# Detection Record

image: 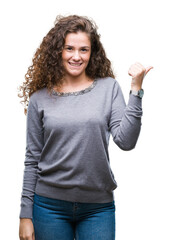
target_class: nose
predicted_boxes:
[72,50,81,61]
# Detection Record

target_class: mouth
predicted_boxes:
[68,62,83,67]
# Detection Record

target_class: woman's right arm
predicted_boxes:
[19,94,44,239]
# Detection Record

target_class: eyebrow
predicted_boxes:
[64,45,90,49]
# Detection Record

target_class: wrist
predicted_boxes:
[131,85,142,91]
[130,88,144,99]
[20,218,32,222]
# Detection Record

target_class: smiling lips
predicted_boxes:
[69,62,83,67]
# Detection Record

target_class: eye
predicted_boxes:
[65,47,73,51]
[81,48,88,52]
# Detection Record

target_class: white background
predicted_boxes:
[1,0,172,239]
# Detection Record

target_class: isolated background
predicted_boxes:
[1,0,171,239]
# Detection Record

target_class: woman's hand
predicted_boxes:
[19,218,35,240]
[128,62,153,91]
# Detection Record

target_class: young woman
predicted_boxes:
[18,15,153,240]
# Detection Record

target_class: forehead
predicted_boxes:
[64,32,91,46]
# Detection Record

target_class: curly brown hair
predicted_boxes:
[17,14,116,115]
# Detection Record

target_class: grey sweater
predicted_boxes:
[19,77,143,219]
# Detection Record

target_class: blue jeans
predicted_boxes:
[32,193,116,240]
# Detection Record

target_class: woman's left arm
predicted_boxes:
[109,62,153,150]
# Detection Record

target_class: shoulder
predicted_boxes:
[98,76,118,84]
[97,77,120,90]
[29,88,47,107]
[97,77,124,101]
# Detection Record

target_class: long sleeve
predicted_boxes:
[108,81,143,150]
[18,78,143,208]
[19,95,44,219]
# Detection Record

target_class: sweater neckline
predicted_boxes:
[51,79,98,97]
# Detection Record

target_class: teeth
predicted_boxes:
[69,63,82,66]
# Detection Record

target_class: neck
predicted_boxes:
[62,72,92,86]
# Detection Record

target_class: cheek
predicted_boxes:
[84,53,91,63]
[87,56,91,64]
[62,52,69,61]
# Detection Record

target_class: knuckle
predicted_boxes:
[141,68,146,73]
[19,234,31,239]
[26,234,31,238]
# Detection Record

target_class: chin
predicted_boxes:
[68,72,84,78]
[65,69,86,77]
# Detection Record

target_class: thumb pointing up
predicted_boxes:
[128,62,153,91]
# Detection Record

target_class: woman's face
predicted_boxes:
[62,31,91,78]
